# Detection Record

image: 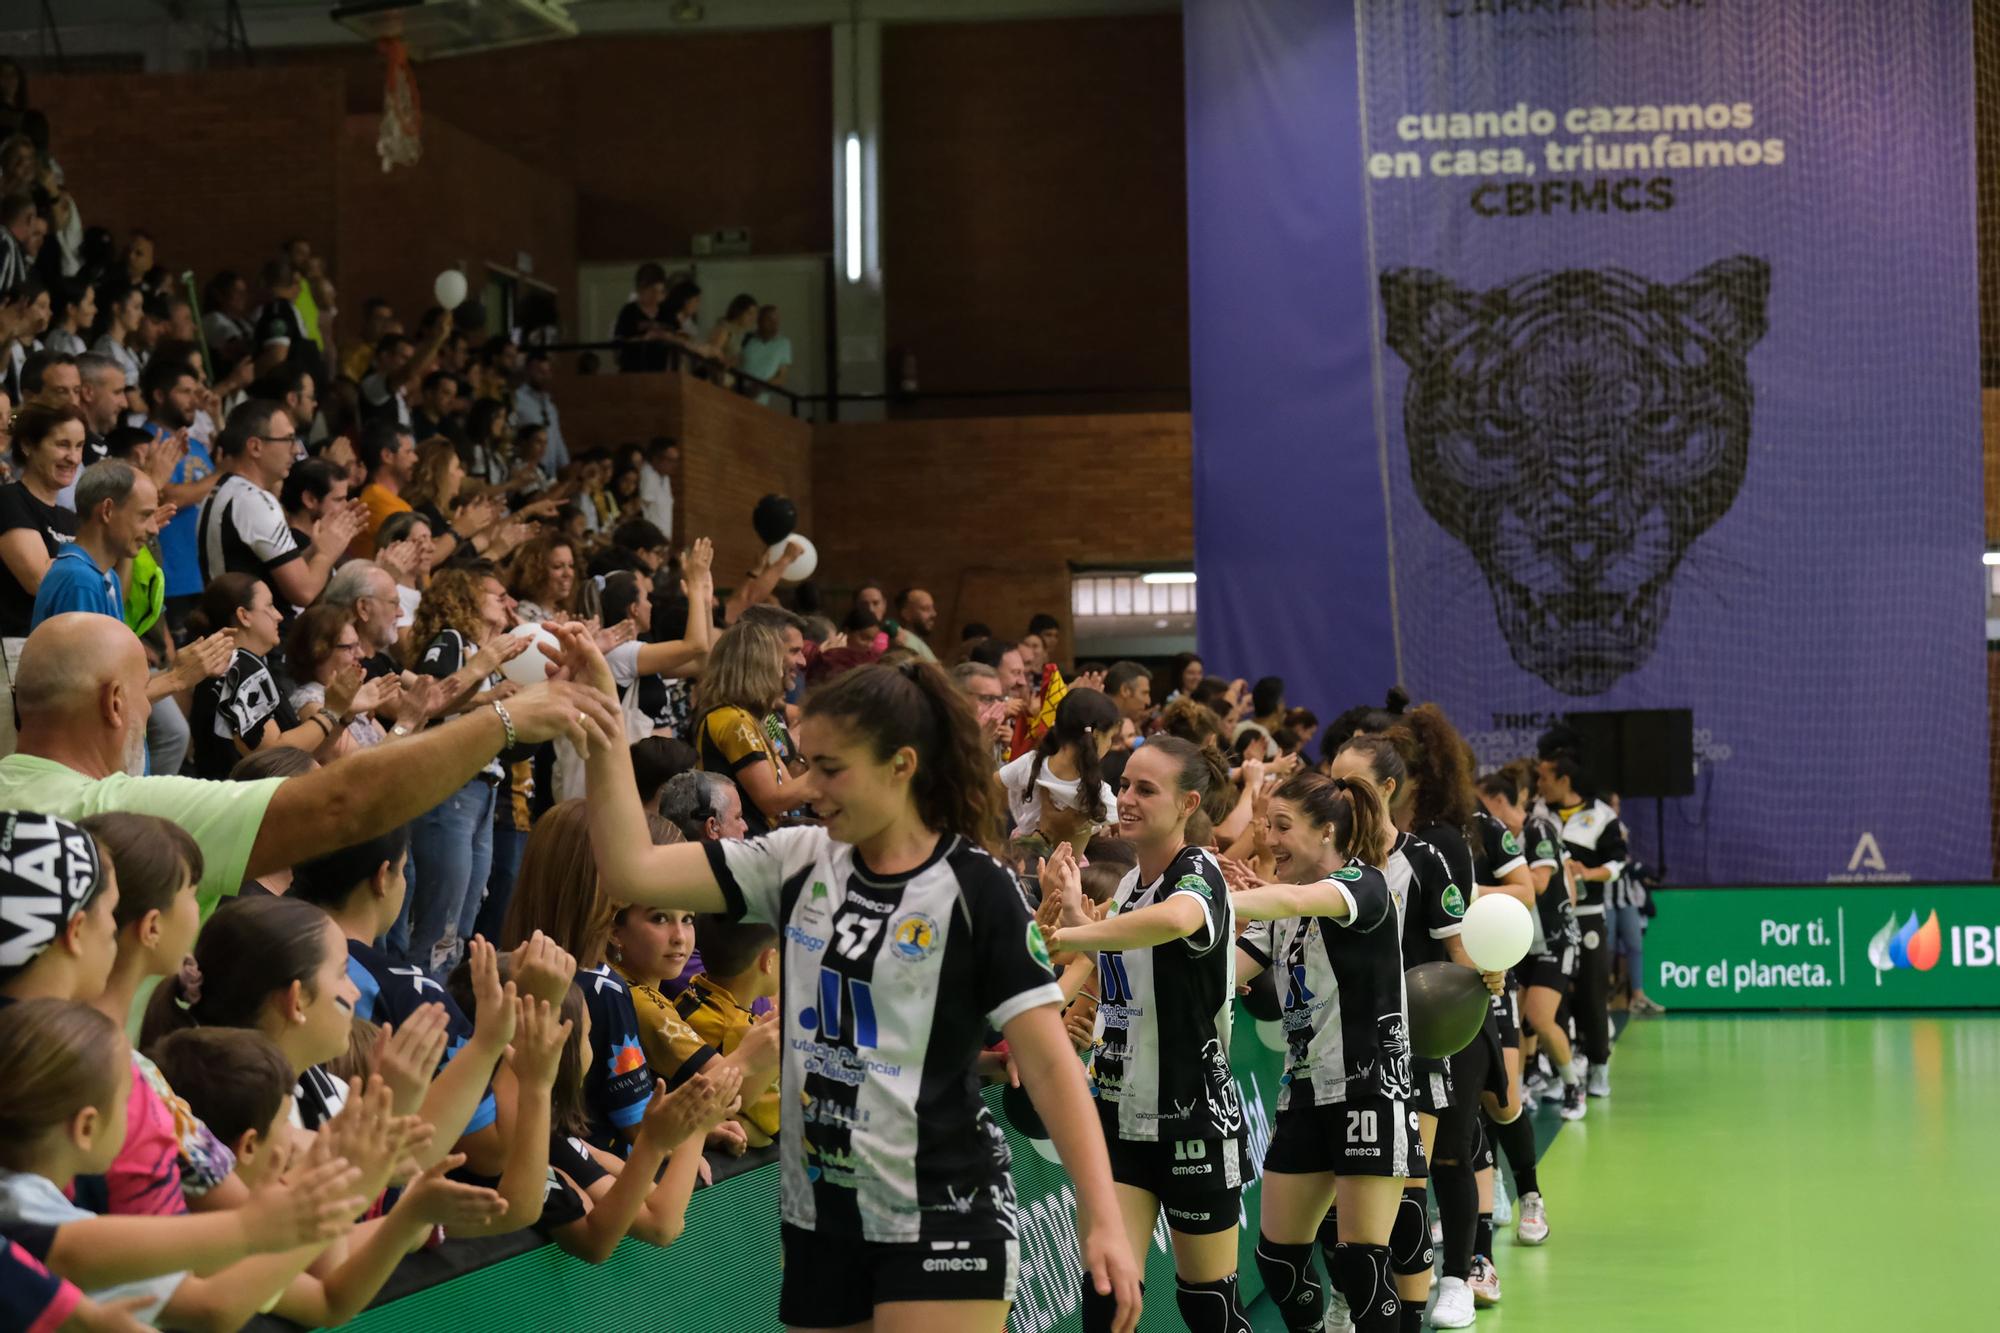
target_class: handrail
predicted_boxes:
[531,339,1190,420]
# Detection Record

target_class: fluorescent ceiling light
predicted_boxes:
[1984,552,2000,566]
[844,134,862,283]
[1141,571,1197,585]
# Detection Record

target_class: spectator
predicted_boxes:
[248,363,317,451]
[638,436,677,541]
[610,517,671,578]
[184,573,343,778]
[250,257,323,385]
[397,566,523,974]
[30,458,154,628]
[506,533,578,624]
[692,618,793,836]
[1162,650,1204,704]
[461,396,512,487]
[614,263,676,374]
[0,190,30,292]
[321,558,405,681]
[1250,674,1286,733]
[41,275,93,357]
[997,686,1119,840]
[73,350,124,461]
[658,767,749,845]
[0,398,84,741]
[709,293,759,367]
[512,350,569,475]
[200,269,254,372]
[1102,660,1153,723]
[632,736,699,809]
[278,455,346,554]
[359,332,415,428]
[852,578,887,623]
[892,586,939,661]
[280,237,335,350]
[1027,611,1063,667]
[352,420,417,558]
[405,436,510,566]
[375,510,434,627]
[341,295,397,384]
[953,659,1013,758]
[20,350,76,408]
[409,369,460,444]
[738,304,792,406]
[139,356,218,617]
[89,282,145,386]
[1284,706,1320,752]
[674,914,781,1145]
[197,399,360,608]
[282,603,406,753]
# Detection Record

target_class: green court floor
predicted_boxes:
[1254,1013,1999,1331]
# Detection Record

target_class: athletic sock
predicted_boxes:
[1253,1236,1324,1331]
[1173,1274,1253,1333]
[1490,1107,1541,1197]
[1475,1212,1495,1260]
[1432,1156,1477,1280]
[1399,1302,1424,1333]
[1329,1242,1400,1333]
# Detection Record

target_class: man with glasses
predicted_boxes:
[322,558,407,683]
[195,398,363,610]
[952,660,1013,762]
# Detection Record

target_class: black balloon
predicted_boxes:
[1404,961,1490,1059]
[999,1082,1047,1140]
[752,494,798,547]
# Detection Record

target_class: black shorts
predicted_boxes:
[1523,948,1575,993]
[1264,1095,1426,1179]
[1449,1013,1510,1103]
[779,1222,1018,1325]
[1102,1113,1244,1235]
[1411,1055,1457,1115]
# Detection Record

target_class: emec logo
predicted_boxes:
[1867,909,1940,980]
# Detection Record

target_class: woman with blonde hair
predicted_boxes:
[403,438,523,566]
[691,618,791,836]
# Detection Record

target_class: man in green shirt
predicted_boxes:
[0,613,620,918]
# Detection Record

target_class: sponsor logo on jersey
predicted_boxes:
[1331,866,1363,882]
[784,924,826,953]
[793,1036,903,1086]
[922,1255,990,1272]
[1501,830,1522,856]
[1175,872,1214,900]
[1441,883,1466,916]
[1535,838,1556,861]
[606,1039,645,1077]
[799,1093,870,1129]
[1868,909,1941,976]
[1026,922,1053,971]
[802,1135,864,1186]
[889,912,939,962]
[847,891,899,914]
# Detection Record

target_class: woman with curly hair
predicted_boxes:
[506,533,578,625]
[390,565,529,976]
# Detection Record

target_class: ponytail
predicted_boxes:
[804,660,1005,853]
[1144,734,1234,827]
[1387,703,1479,844]
[141,896,333,1050]
[1027,688,1121,824]
[1274,771,1394,868]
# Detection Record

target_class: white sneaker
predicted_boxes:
[1516,1191,1549,1245]
[1431,1276,1477,1328]
[1560,1080,1587,1121]
[1322,1288,1354,1333]
[1468,1254,1501,1307]
[1492,1175,1512,1226]
[1568,1055,1589,1083]
[1587,1063,1611,1098]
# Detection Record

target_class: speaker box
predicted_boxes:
[1558,709,1694,800]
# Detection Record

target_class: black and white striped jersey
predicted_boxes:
[1472,810,1526,886]
[1238,863,1411,1110]
[1091,844,1241,1144]
[704,827,1062,1244]
[1524,807,1580,955]
[1553,800,1626,918]
[1383,830,1465,968]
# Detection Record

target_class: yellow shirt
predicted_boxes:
[354,483,411,559]
[617,966,721,1088]
[674,973,779,1145]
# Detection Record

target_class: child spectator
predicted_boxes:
[674,915,781,1146]
[286,826,512,1176]
[0,997,372,1328]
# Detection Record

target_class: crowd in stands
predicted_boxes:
[0,61,1657,1332]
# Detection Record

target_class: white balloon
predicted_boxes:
[766,534,817,583]
[433,269,468,309]
[1460,892,1534,972]
[500,623,557,686]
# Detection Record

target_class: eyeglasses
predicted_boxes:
[262,434,302,449]
[337,640,365,656]
[971,691,1006,706]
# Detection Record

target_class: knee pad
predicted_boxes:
[1079,1277,1135,1333]
[1389,1185,1434,1276]
[1173,1274,1252,1333]
[1329,1241,1402,1333]
[1253,1236,1323,1332]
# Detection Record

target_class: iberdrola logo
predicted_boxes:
[1867,909,1941,983]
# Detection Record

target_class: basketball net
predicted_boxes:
[376,38,422,172]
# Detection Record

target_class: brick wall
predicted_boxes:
[32,69,345,288]
[810,413,1193,662]
[881,16,1189,398]
[336,114,579,329]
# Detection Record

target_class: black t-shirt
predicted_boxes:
[254,299,326,386]
[188,648,299,779]
[361,650,399,681]
[0,483,78,636]
[614,302,673,373]
[419,628,504,782]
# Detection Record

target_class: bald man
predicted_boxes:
[0,613,621,917]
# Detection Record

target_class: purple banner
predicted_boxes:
[1189,0,1987,884]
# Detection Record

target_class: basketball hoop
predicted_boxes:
[376,37,423,172]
